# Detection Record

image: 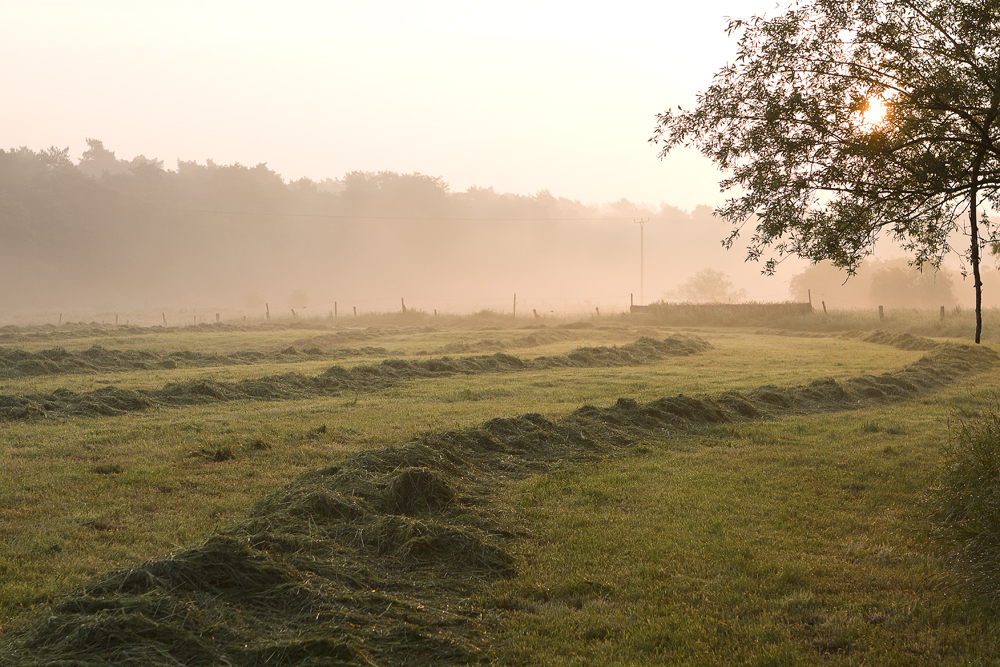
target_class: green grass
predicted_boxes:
[926,398,1000,606]
[0,328,919,619]
[0,315,997,663]
[486,383,1000,665]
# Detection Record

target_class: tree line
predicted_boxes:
[0,141,694,315]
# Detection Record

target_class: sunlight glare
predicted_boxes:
[858,95,888,131]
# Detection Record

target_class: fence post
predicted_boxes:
[265,303,270,320]
[401,298,406,313]
[822,301,827,316]
[879,305,884,321]
[513,293,516,319]
[334,302,337,318]
[940,305,945,321]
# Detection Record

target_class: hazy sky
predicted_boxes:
[3,0,782,211]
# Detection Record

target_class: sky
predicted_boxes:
[1,0,784,212]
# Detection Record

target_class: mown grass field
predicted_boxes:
[0,310,998,665]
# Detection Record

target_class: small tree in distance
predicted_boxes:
[652,0,1000,343]
[789,258,960,309]
[668,269,748,303]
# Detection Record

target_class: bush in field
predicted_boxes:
[668,269,747,304]
[928,404,1000,604]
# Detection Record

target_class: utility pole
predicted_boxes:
[635,219,649,305]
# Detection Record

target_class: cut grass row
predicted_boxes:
[0,332,920,621]
[0,336,711,422]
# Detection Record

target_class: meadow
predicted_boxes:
[0,308,998,665]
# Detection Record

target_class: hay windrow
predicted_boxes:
[2,342,996,665]
[0,343,402,380]
[0,335,711,422]
[845,329,942,351]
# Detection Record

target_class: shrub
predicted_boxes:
[928,402,1000,604]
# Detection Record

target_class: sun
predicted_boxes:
[858,95,889,130]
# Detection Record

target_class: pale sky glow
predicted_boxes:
[2,0,783,211]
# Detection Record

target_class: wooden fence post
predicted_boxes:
[513,293,516,319]
[879,305,884,321]
[940,305,945,321]
[822,301,827,316]
[334,302,337,318]
[265,303,270,320]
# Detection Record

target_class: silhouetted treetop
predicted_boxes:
[652,0,1000,341]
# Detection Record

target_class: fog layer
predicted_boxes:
[1,142,801,319]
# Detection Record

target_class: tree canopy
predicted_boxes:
[652,0,1000,342]
[669,269,748,304]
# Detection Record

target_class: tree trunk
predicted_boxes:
[970,164,984,345]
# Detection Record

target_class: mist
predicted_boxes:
[0,142,805,324]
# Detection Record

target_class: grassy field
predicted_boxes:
[0,311,998,664]
[490,391,1000,664]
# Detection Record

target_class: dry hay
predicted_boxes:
[4,440,518,665]
[1,342,997,665]
[383,467,457,516]
[845,329,941,351]
[0,343,403,381]
[0,335,711,423]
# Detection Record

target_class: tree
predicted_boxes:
[869,259,959,308]
[669,268,748,303]
[651,0,1000,342]
[789,258,959,308]
[78,138,130,178]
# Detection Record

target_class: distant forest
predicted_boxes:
[1,140,743,318]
